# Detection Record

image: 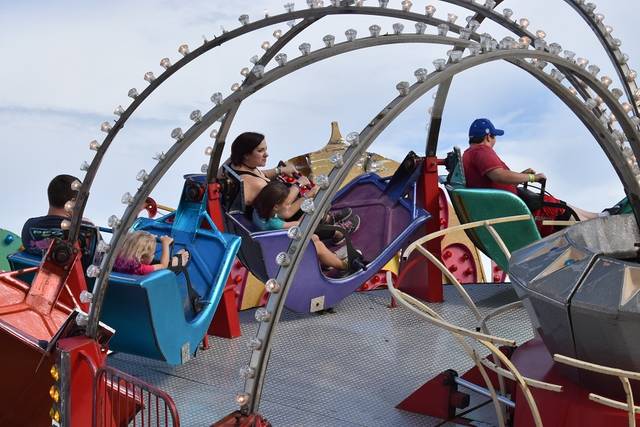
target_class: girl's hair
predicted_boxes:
[253,181,289,219]
[117,231,157,264]
[230,132,265,165]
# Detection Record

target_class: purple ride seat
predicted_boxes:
[224,178,428,313]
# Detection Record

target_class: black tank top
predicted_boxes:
[230,167,270,184]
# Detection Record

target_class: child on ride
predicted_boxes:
[252,181,353,271]
[113,231,188,275]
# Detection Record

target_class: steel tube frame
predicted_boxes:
[563,0,639,117]
[71,8,640,419]
[241,48,640,412]
[80,3,639,335]
[86,34,479,336]
[69,5,475,244]
[78,36,640,413]
[74,1,639,243]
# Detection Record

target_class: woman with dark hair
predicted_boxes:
[228,132,303,216]
[227,131,360,240]
[252,181,351,271]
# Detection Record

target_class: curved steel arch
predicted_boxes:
[239,48,640,412]
[75,0,640,366]
[425,0,639,155]
[563,0,639,116]
[83,18,640,348]
[85,32,479,337]
[66,1,640,416]
[72,2,638,241]
[51,1,639,421]
[68,5,476,243]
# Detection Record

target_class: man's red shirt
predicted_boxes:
[462,142,566,237]
[462,144,517,194]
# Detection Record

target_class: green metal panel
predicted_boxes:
[449,188,541,271]
[0,229,22,272]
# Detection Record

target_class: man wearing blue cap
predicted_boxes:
[463,118,597,236]
[463,118,546,192]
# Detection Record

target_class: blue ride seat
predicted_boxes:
[9,175,241,365]
[220,153,430,313]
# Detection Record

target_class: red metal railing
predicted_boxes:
[93,366,180,427]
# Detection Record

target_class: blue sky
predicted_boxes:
[1,0,639,234]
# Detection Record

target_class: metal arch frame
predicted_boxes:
[72,1,640,241]
[240,48,640,413]
[65,0,640,415]
[77,6,640,347]
[85,33,478,337]
[75,1,639,343]
[563,0,640,116]
[68,5,476,244]
[205,0,640,172]
[424,0,639,155]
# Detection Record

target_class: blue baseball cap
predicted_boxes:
[468,118,505,138]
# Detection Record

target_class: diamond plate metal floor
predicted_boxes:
[108,284,533,426]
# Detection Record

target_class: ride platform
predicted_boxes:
[108,284,532,426]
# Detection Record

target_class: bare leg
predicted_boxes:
[311,235,346,270]
[568,204,598,221]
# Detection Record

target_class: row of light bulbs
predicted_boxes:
[73,0,638,378]
[236,6,640,405]
[82,0,635,185]
[82,0,635,204]
[235,129,362,406]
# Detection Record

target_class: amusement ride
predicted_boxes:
[1,0,640,426]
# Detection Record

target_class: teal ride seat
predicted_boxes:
[443,147,541,271]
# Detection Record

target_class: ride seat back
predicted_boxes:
[442,146,466,188]
[218,164,269,281]
[219,164,246,215]
[383,151,423,201]
[8,224,101,288]
[447,187,541,271]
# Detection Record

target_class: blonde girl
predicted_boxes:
[113,231,176,275]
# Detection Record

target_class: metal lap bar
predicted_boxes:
[93,366,179,427]
[554,354,640,426]
[541,220,579,227]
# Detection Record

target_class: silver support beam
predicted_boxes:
[74,1,638,242]
[242,48,640,412]
[86,33,477,336]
